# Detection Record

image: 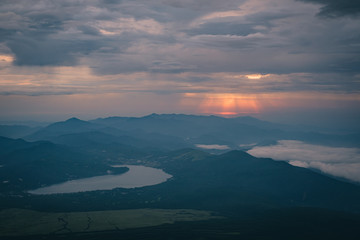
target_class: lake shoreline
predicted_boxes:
[28,165,172,195]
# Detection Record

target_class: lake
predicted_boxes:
[28,165,172,195]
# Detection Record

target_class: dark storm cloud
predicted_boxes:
[0,0,184,67]
[26,13,63,32]
[0,1,99,66]
[7,38,101,66]
[298,0,360,17]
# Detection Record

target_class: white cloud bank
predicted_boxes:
[247,140,360,182]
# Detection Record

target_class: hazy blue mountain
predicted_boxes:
[4,114,359,212]
[92,114,291,134]
[24,117,103,141]
[92,114,285,145]
[50,131,146,148]
[0,136,44,155]
[47,131,165,160]
[91,114,360,147]
[0,137,126,192]
[25,117,190,150]
[0,125,39,139]
[23,114,360,151]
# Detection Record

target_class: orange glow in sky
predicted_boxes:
[198,93,261,116]
[246,74,270,79]
[0,55,14,63]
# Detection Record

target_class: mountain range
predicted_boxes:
[1,114,357,151]
[1,114,360,239]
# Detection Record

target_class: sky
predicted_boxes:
[0,0,360,127]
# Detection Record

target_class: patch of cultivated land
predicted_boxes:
[0,208,222,236]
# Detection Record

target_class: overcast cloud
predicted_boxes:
[0,0,359,122]
[1,0,360,75]
[297,0,360,18]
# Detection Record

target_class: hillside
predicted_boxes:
[1,115,360,239]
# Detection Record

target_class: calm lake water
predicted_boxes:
[28,165,172,195]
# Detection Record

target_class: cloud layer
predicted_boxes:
[1,0,360,75]
[297,0,360,18]
[0,0,359,121]
[248,140,360,182]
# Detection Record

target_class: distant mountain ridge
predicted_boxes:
[4,114,353,151]
[0,125,39,139]
[91,114,360,148]
[25,117,102,141]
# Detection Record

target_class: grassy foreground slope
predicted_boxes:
[1,208,360,240]
[0,208,220,237]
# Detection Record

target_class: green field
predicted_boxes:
[0,208,221,237]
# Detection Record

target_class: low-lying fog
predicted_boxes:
[248,140,360,183]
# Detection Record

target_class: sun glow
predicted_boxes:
[246,74,269,79]
[198,93,261,116]
[213,112,239,116]
[0,55,14,63]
